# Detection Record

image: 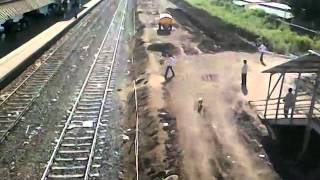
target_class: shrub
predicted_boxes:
[187,0,320,54]
[252,9,267,18]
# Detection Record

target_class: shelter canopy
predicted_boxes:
[0,0,54,23]
[263,53,320,74]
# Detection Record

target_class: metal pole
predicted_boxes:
[300,72,320,156]
[275,73,285,120]
[269,74,283,99]
[133,6,136,35]
[290,73,301,124]
[264,73,273,117]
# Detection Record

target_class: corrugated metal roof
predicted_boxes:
[260,2,291,10]
[243,0,264,3]
[263,53,320,74]
[0,0,54,23]
[248,4,293,19]
[233,1,249,6]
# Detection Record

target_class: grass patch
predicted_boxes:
[186,0,320,54]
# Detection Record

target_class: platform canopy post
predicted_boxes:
[300,72,320,156]
[275,73,285,120]
[264,74,273,117]
[264,74,283,118]
[290,73,301,124]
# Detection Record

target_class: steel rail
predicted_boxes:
[84,1,127,178]
[0,10,93,107]
[0,3,107,143]
[41,0,125,179]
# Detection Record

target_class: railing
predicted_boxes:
[250,95,320,120]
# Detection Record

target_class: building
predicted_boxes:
[233,0,294,19]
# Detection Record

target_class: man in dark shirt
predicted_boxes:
[283,88,295,118]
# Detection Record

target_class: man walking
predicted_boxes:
[258,42,267,66]
[283,88,295,118]
[165,54,175,80]
[241,60,248,86]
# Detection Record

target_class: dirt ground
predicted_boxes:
[123,0,306,179]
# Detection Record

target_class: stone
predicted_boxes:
[164,175,179,180]
[122,134,130,141]
[82,121,94,128]
[258,154,266,158]
[23,141,29,146]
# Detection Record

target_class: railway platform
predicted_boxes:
[0,0,102,88]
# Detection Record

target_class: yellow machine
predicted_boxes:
[158,13,173,31]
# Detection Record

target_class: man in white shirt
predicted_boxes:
[258,43,267,65]
[241,60,248,86]
[283,88,295,118]
[165,54,175,80]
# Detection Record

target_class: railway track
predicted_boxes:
[41,0,127,179]
[0,0,112,144]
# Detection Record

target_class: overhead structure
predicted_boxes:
[233,0,293,19]
[0,0,55,24]
[249,51,320,155]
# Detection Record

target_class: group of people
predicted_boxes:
[241,42,267,87]
[62,0,81,19]
[163,42,295,118]
[241,42,296,118]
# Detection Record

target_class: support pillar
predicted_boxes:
[264,74,282,118]
[275,73,285,120]
[264,74,273,117]
[300,72,320,157]
[290,73,301,124]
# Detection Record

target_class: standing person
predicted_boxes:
[241,60,248,86]
[74,1,79,19]
[62,1,68,19]
[67,0,71,11]
[283,88,295,118]
[258,42,267,66]
[165,54,175,80]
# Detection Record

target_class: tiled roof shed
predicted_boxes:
[0,0,55,23]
